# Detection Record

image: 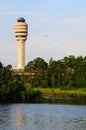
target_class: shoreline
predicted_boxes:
[33,88,86,98]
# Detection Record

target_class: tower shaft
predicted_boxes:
[17,40,25,69]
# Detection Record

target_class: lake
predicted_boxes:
[0,103,86,130]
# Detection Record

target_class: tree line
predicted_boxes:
[25,55,86,89]
[0,55,86,102]
[0,62,41,103]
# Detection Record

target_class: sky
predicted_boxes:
[0,0,86,68]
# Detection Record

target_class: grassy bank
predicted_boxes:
[33,88,86,98]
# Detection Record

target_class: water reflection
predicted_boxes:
[0,105,11,129]
[41,96,86,105]
[15,109,25,129]
[0,104,86,130]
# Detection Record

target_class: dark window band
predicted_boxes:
[15,31,27,33]
[16,35,26,38]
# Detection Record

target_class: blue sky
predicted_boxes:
[0,0,86,68]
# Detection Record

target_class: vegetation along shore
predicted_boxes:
[0,55,86,103]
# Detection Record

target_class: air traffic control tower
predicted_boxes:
[14,17,28,70]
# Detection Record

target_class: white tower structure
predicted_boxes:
[14,17,28,70]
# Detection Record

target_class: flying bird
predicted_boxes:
[43,35,48,38]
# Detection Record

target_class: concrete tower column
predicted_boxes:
[14,17,28,70]
[17,40,25,69]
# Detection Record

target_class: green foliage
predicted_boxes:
[0,55,86,103]
[33,88,86,97]
[24,56,86,89]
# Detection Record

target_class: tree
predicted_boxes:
[0,62,3,69]
[24,61,34,72]
[6,64,12,70]
[48,58,58,87]
[25,57,48,88]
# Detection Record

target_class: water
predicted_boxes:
[0,104,86,130]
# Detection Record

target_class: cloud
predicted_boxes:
[25,33,86,63]
[61,18,86,25]
[2,11,36,16]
